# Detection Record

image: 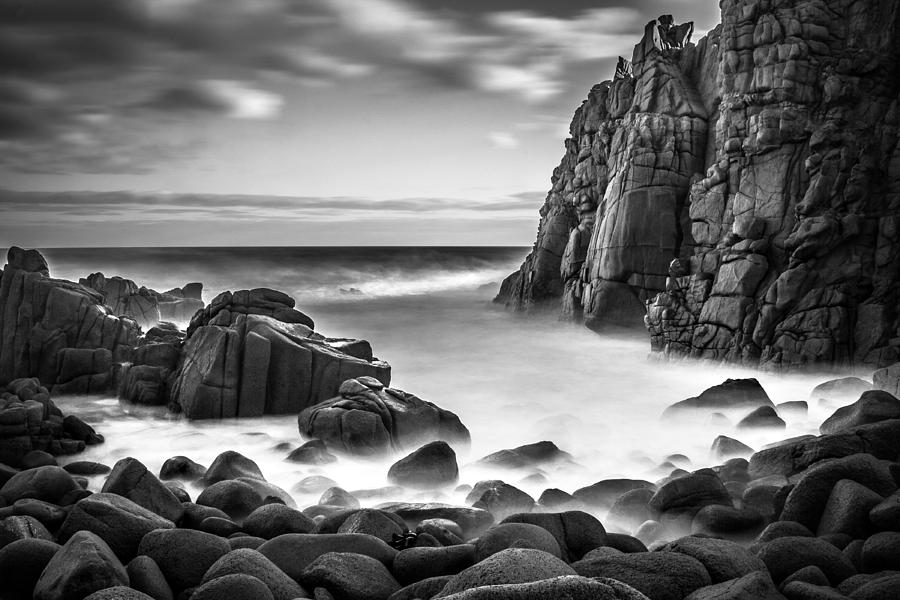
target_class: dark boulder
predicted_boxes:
[57,492,175,561]
[376,503,494,539]
[337,508,406,543]
[300,551,400,600]
[711,436,755,460]
[159,456,207,481]
[435,548,576,597]
[811,378,872,402]
[388,441,458,488]
[204,450,265,484]
[682,570,784,600]
[33,531,128,600]
[820,391,900,434]
[500,511,608,562]
[860,532,900,573]
[436,575,649,600]
[737,406,785,429]
[127,555,174,600]
[0,465,81,505]
[572,548,712,600]
[196,479,265,520]
[242,503,316,539]
[0,514,53,548]
[869,490,900,531]
[466,481,535,520]
[392,544,476,585]
[83,587,156,600]
[572,479,655,509]
[817,479,882,538]
[285,439,336,465]
[201,548,308,600]
[192,573,274,600]
[755,536,856,585]
[258,533,397,582]
[649,470,732,515]
[476,441,574,470]
[0,538,60,600]
[299,377,468,456]
[692,505,765,538]
[474,523,561,561]
[663,379,773,417]
[661,535,766,583]
[137,528,231,591]
[101,457,184,523]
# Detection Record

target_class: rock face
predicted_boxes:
[0,247,140,393]
[502,2,900,370]
[80,273,204,330]
[497,15,711,330]
[169,289,390,419]
[298,377,470,455]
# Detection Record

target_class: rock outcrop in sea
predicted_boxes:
[500,2,900,370]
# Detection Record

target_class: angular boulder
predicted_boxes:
[299,377,469,455]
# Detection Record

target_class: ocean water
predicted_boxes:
[41,247,862,529]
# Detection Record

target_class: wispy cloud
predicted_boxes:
[488,131,520,150]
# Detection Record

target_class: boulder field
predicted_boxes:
[498,1,900,372]
[2,376,900,599]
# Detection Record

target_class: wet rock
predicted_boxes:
[779,454,897,531]
[204,450,265,484]
[649,470,732,516]
[294,475,338,495]
[389,576,452,600]
[466,481,535,520]
[848,573,900,599]
[436,548,576,597]
[300,551,400,600]
[682,570,784,600]
[812,378,872,402]
[393,544,476,585]
[377,503,494,539]
[197,479,265,520]
[869,490,900,530]
[319,486,360,509]
[572,547,712,600]
[202,548,307,600]
[500,511,608,562]
[661,535,766,583]
[0,538,59,600]
[692,505,765,538]
[664,380,774,417]
[574,479,657,510]
[0,514,53,547]
[286,439,337,465]
[193,573,274,600]
[57,492,175,562]
[102,457,185,523]
[171,288,389,419]
[820,391,900,434]
[258,533,397,582]
[476,441,574,470]
[299,378,468,455]
[159,456,207,481]
[337,509,405,543]
[235,476,295,507]
[860,532,900,573]
[711,436,755,460]
[388,441,458,488]
[756,537,856,585]
[63,461,111,476]
[817,479,882,538]
[127,555,173,600]
[137,528,231,591]
[737,406,786,429]
[33,531,128,600]
[243,503,316,539]
[83,587,156,600]
[537,488,582,511]
[474,522,561,561]
[0,465,81,505]
[437,575,649,600]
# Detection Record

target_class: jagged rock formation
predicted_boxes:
[502,1,900,369]
[0,247,140,393]
[498,15,713,329]
[0,377,104,466]
[80,273,204,330]
[168,289,391,419]
[298,376,470,455]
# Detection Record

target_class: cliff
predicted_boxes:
[500,1,900,369]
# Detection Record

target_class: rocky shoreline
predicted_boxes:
[3,373,900,599]
[2,242,900,598]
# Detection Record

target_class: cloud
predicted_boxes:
[488,131,520,150]
[0,0,665,175]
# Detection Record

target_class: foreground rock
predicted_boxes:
[0,247,139,394]
[299,377,470,455]
[169,288,391,419]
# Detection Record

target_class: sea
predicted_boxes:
[40,246,858,528]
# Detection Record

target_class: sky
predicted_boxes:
[0,0,719,246]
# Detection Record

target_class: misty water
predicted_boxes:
[42,247,860,531]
